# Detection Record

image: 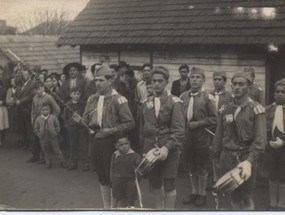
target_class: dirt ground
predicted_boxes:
[0,132,270,211]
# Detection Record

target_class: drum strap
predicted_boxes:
[135,171,143,208]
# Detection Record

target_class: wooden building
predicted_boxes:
[57,0,285,104]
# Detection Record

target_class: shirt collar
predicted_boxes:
[233,97,251,108]
[41,114,50,120]
[114,148,135,158]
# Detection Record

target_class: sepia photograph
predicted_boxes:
[0,0,284,212]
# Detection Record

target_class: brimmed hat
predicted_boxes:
[63,62,82,77]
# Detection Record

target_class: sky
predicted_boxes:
[0,0,89,29]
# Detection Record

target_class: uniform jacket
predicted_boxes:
[34,114,60,138]
[64,99,86,128]
[139,90,185,153]
[83,88,135,136]
[60,77,86,102]
[31,92,60,124]
[210,88,233,111]
[171,78,191,97]
[212,98,266,164]
[15,79,35,114]
[249,83,264,106]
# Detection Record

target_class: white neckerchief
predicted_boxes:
[154,97,160,118]
[234,106,241,120]
[97,89,118,128]
[42,114,50,120]
[187,91,200,122]
[214,91,222,111]
[272,104,284,136]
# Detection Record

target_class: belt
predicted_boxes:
[224,147,249,162]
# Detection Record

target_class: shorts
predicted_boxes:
[112,178,137,202]
[266,146,285,183]
[219,150,257,192]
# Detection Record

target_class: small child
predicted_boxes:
[110,137,141,208]
[34,103,67,169]
[63,87,89,171]
[146,79,153,97]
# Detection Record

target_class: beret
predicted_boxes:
[96,65,113,77]
[274,78,285,89]
[190,67,205,78]
[213,71,227,79]
[151,66,169,79]
[231,72,252,83]
[243,67,255,73]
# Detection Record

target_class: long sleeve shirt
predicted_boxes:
[212,98,266,164]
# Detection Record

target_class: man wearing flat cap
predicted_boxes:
[139,66,185,209]
[210,71,233,111]
[80,65,135,209]
[181,67,217,207]
[171,64,191,97]
[265,78,285,209]
[212,72,266,210]
[243,67,265,106]
[60,62,86,102]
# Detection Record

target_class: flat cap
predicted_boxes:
[151,66,169,79]
[96,65,113,77]
[213,71,227,79]
[190,67,205,78]
[231,72,252,83]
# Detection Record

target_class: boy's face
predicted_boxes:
[41,106,50,116]
[71,91,81,101]
[116,138,130,154]
[213,76,226,91]
[35,86,44,96]
[179,68,189,80]
[275,85,285,105]
[146,84,153,95]
[190,73,205,91]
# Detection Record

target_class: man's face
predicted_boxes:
[152,73,168,95]
[35,87,44,96]
[118,66,127,77]
[213,76,226,91]
[95,75,112,94]
[116,138,130,154]
[22,71,30,82]
[111,69,116,78]
[274,85,285,105]
[41,106,50,116]
[10,78,16,87]
[179,68,189,80]
[190,73,205,91]
[70,91,81,102]
[69,67,78,79]
[52,78,58,87]
[142,66,152,80]
[60,74,66,82]
[231,77,249,98]
[45,78,53,89]
[39,74,45,83]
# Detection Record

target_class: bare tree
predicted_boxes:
[18,7,70,35]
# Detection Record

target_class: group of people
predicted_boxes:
[0,60,284,210]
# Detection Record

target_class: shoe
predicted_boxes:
[60,161,68,168]
[26,157,39,163]
[183,194,198,205]
[67,162,77,170]
[194,195,207,207]
[83,163,90,171]
[46,163,52,169]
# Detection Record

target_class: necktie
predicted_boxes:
[234,106,241,120]
[214,92,221,111]
[97,95,104,128]
[272,105,284,136]
[187,92,199,121]
[154,97,161,118]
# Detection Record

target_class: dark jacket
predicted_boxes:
[15,79,35,114]
[171,78,191,97]
[60,77,86,102]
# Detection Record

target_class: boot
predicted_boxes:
[152,187,165,209]
[164,189,176,209]
[277,183,285,209]
[195,173,207,206]
[269,180,278,208]
[100,185,111,209]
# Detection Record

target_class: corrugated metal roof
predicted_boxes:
[0,35,79,73]
[57,0,285,46]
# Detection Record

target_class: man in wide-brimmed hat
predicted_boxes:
[60,62,86,102]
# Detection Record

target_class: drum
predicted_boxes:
[213,167,245,196]
[135,146,160,176]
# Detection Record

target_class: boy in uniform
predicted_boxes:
[265,79,285,209]
[181,67,217,206]
[212,72,266,210]
[78,65,135,209]
[139,66,185,209]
